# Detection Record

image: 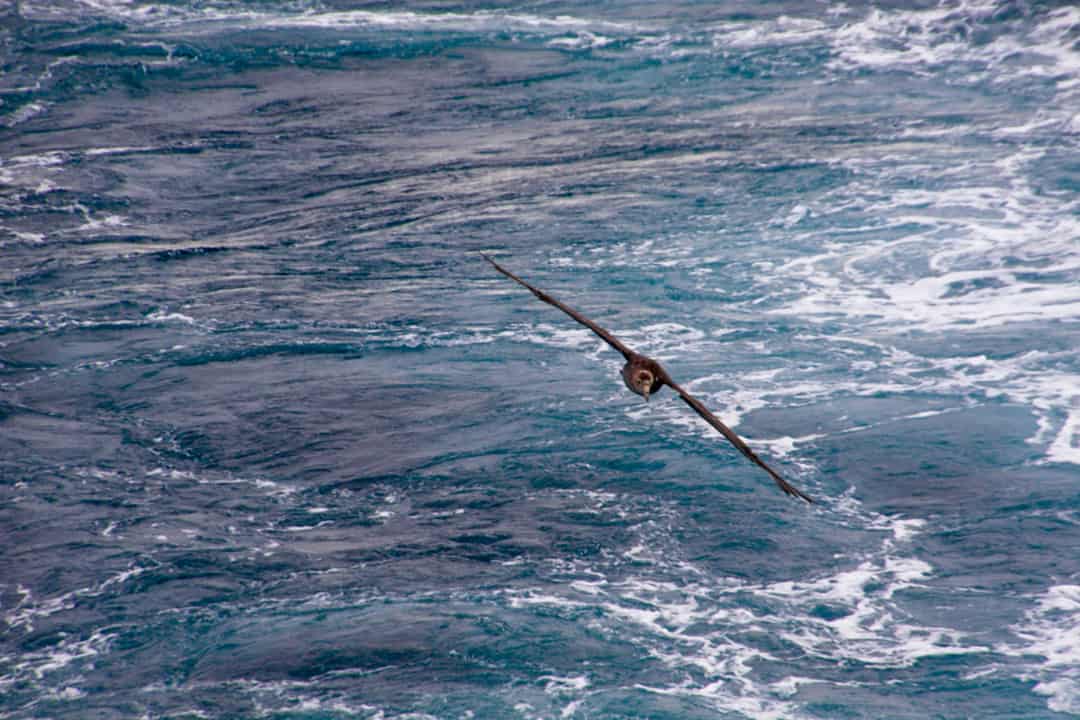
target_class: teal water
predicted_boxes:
[2,1,1079,718]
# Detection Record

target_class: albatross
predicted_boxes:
[482,253,813,503]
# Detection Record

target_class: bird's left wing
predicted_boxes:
[482,253,636,361]
[659,369,813,503]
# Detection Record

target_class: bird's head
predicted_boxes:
[633,369,655,402]
[621,360,660,403]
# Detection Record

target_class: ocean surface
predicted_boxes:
[2,1,1079,718]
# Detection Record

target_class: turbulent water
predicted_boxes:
[2,1,1079,718]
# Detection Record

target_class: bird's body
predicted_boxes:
[621,355,664,401]
[482,253,813,503]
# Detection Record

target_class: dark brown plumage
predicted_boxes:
[482,253,813,503]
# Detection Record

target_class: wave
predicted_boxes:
[26,1,1076,82]
[828,3,1080,86]
[758,140,1080,464]
[503,489,985,717]
[22,1,641,39]
[999,584,1080,715]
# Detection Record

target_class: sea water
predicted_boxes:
[1,1,1078,718]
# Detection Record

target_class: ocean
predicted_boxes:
[1,1,1078,718]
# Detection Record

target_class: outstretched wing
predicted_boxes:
[482,253,636,361]
[658,368,813,503]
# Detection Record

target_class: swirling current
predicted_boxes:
[1,1,1079,718]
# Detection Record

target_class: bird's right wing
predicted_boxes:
[482,253,636,361]
[660,370,813,503]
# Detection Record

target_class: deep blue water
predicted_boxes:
[2,1,1079,718]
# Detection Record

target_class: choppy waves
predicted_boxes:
[505,492,960,718]
[3,1,1080,718]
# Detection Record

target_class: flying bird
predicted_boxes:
[482,253,813,503]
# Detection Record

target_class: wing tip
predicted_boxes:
[778,478,814,504]
[480,252,516,281]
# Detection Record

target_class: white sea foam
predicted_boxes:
[147,467,196,481]
[146,310,198,326]
[547,32,615,50]
[76,211,129,232]
[53,686,86,700]
[712,15,829,50]
[541,674,590,693]
[999,584,1080,715]
[826,3,1080,145]
[0,564,146,692]
[83,145,158,157]
[770,172,1080,332]
[757,138,1080,464]
[52,1,642,41]
[505,492,977,715]
[5,150,68,168]
[189,679,400,719]
[10,230,46,243]
[830,2,1079,83]
[11,628,114,683]
[6,101,48,127]
[252,9,636,36]
[0,151,67,199]
[1046,404,1080,465]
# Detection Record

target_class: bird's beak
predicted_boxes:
[643,389,650,403]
